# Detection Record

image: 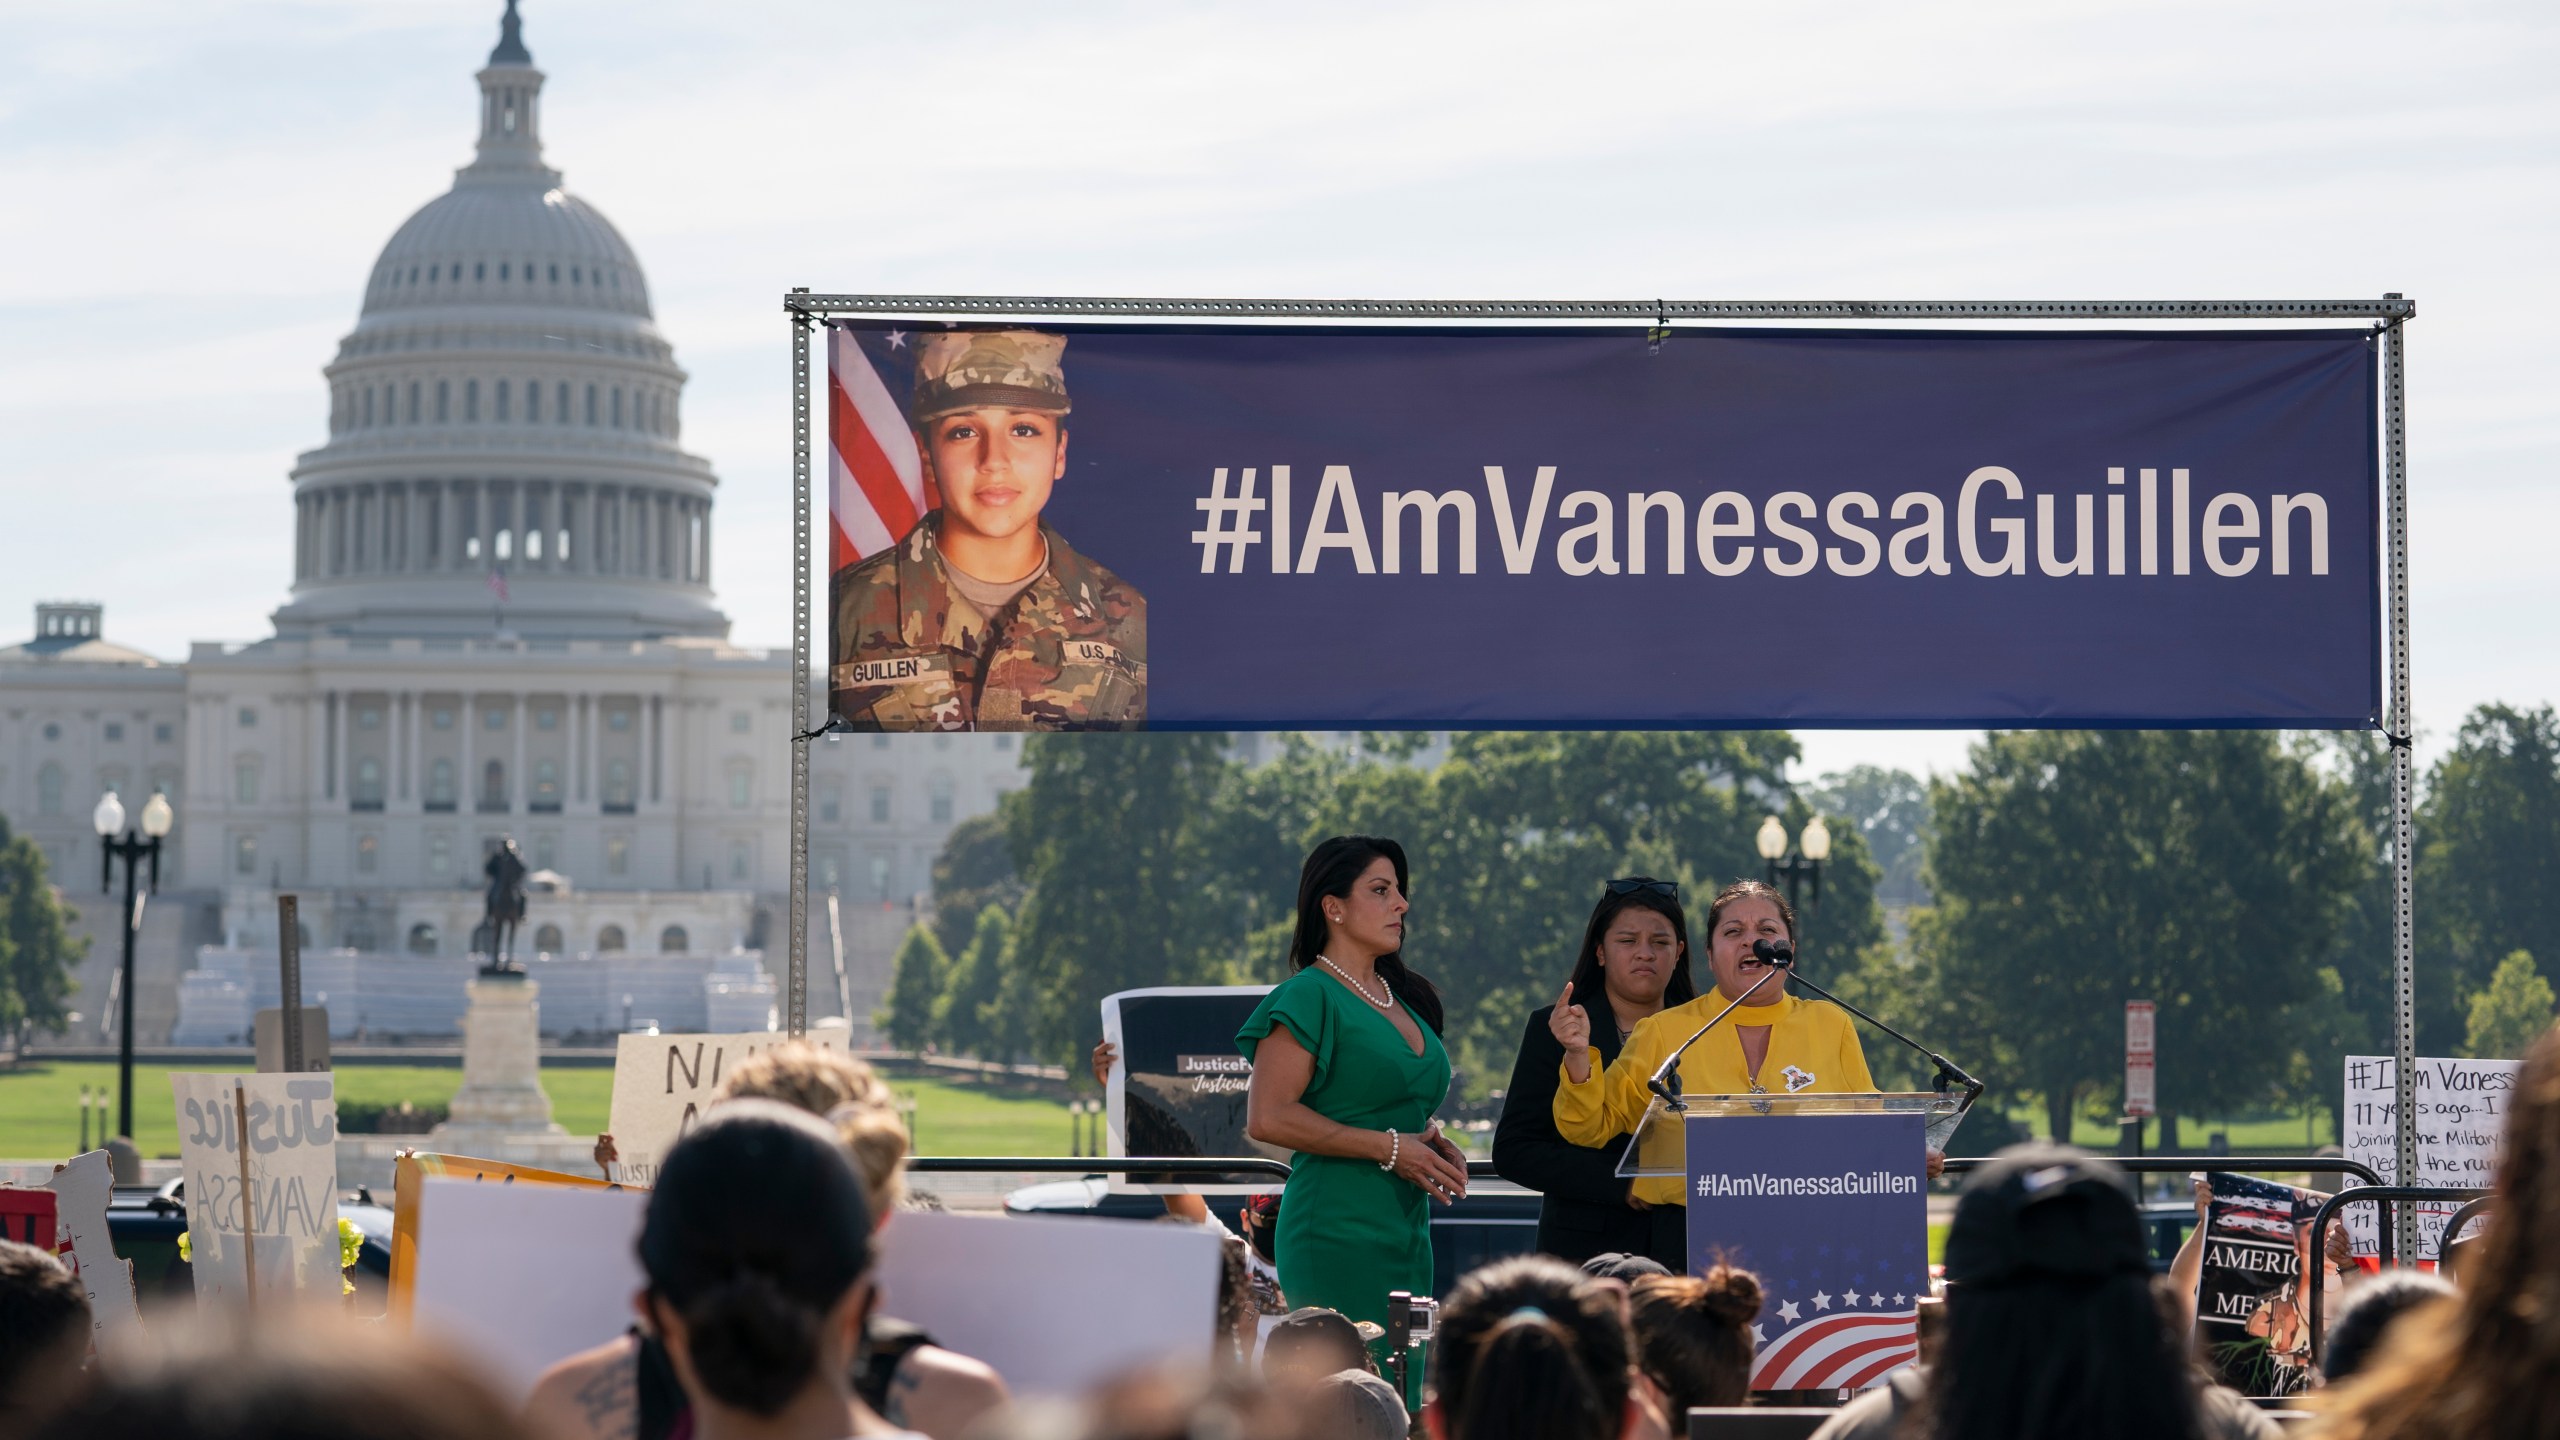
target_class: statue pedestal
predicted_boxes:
[430,973,564,1154]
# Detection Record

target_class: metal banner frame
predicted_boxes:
[783,293,2417,1242]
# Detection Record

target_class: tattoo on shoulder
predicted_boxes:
[885,1360,922,1425]
[574,1350,640,1440]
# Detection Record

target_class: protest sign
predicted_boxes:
[872,1209,1221,1396]
[1102,986,1281,1192]
[605,1029,847,1185]
[0,1186,57,1248]
[46,1151,141,1340]
[2342,1054,2514,1259]
[387,1151,624,1317]
[2196,1171,2323,1397]
[407,1176,648,1403]
[169,1072,341,1302]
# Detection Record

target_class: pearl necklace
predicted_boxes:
[1318,955,1395,1009]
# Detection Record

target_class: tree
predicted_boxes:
[0,816,84,1048]
[1807,765,1932,909]
[1912,731,2366,1143]
[2420,705,2560,1050]
[935,903,1012,1059]
[878,924,948,1053]
[930,810,1024,961]
[2464,950,2554,1060]
[1006,734,1235,1063]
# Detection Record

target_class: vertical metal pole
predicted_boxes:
[2383,310,2418,1263]
[116,841,139,1140]
[278,895,304,1072]
[787,297,814,1038]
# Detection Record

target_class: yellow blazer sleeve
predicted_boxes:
[1835,1008,1877,1092]
[1554,1027,1662,1146]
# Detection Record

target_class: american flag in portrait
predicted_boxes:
[1684,1110,1931,1392]
[826,324,936,570]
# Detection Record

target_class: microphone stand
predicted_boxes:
[1780,966,1986,1108]
[1645,962,1789,1114]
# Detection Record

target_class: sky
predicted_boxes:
[3,0,2554,784]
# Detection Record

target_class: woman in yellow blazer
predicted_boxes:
[1551,878,1884,1270]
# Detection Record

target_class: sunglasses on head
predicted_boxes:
[1604,877,1680,900]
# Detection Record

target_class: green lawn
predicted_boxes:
[0,1062,1072,1162]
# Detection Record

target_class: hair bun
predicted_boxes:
[684,1272,823,1414]
[1699,1264,1764,1324]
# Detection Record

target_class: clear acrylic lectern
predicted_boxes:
[1616,1090,1976,1179]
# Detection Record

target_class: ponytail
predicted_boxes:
[1629,1266,1765,1414]
[1455,1313,1612,1440]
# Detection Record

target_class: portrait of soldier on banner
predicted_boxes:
[827,327,1148,731]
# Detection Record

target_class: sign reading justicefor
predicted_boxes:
[170,1072,342,1302]
[1101,986,1282,1192]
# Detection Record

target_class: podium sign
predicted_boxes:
[1684,1108,1928,1391]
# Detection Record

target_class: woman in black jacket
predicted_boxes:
[1493,877,1697,1267]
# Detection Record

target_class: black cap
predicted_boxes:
[1581,1252,1672,1282]
[1269,1306,1384,1349]
[1941,1143,2149,1288]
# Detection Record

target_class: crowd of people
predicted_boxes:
[6,832,2560,1437]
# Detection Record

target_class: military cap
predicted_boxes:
[912,330,1072,421]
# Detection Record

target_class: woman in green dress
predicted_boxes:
[1238,835,1470,1335]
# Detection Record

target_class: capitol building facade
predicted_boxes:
[0,8,1022,1045]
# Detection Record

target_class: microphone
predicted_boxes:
[1751,939,1796,967]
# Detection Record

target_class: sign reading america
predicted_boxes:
[1685,1110,1930,1391]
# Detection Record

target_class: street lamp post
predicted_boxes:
[1756,813,1832,934]
[94,789,173,1142]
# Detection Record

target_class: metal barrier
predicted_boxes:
[2444,1194,2495,1249]
[903,1156,1294,1183]
[2307,1184,2489,1362]
[1940,1154,2385,1186]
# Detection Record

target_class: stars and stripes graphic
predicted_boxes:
[1751,1291,1920,1391]
[827,325,936,569]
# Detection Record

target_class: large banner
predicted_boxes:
[1684,1110,1927,1391]
[826,323,2378,732]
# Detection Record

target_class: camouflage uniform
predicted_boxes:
[830,511,1147,731]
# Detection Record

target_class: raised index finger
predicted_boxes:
[1557,980,1576,1011]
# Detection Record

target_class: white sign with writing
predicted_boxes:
[2341,1054,2515,1259]
[169,1072,342,1302]
[0,1150,142,1342]
[606,1030,848,1186]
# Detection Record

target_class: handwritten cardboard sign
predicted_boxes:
[605,1030,848,1186]
[169,1072,342,1302]
[2341,1054,2515,1260]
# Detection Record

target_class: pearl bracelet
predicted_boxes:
[1380,1128,1400,1173]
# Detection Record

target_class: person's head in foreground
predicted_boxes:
[717,1041,911,1216]
[1928,1143,2201,1440]
[1627,1264,1762,1415]
[1427,1254,1642,1440]
[2315,1022,2560,1440]
[1260,1307,1376,1393]
[1306,1370,1408,1440]
[2320,1271,2457,1386]
[638,1100,886,1436]
[30,1317,534,1440]
[0,1239,91,1428]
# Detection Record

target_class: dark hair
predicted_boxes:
[1288,835,1442,1034]
[1628,1265,1762,1414]
[1562,883,1698,1031]
[1432,1256,1629,1440]
[31,1317,536,1440]
[0,1239,90,1410]
[1702,878,1797,944]
[638,1102,877,1417]
[2321,1271,2455,1383]
[1924,1147,2200,1440]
